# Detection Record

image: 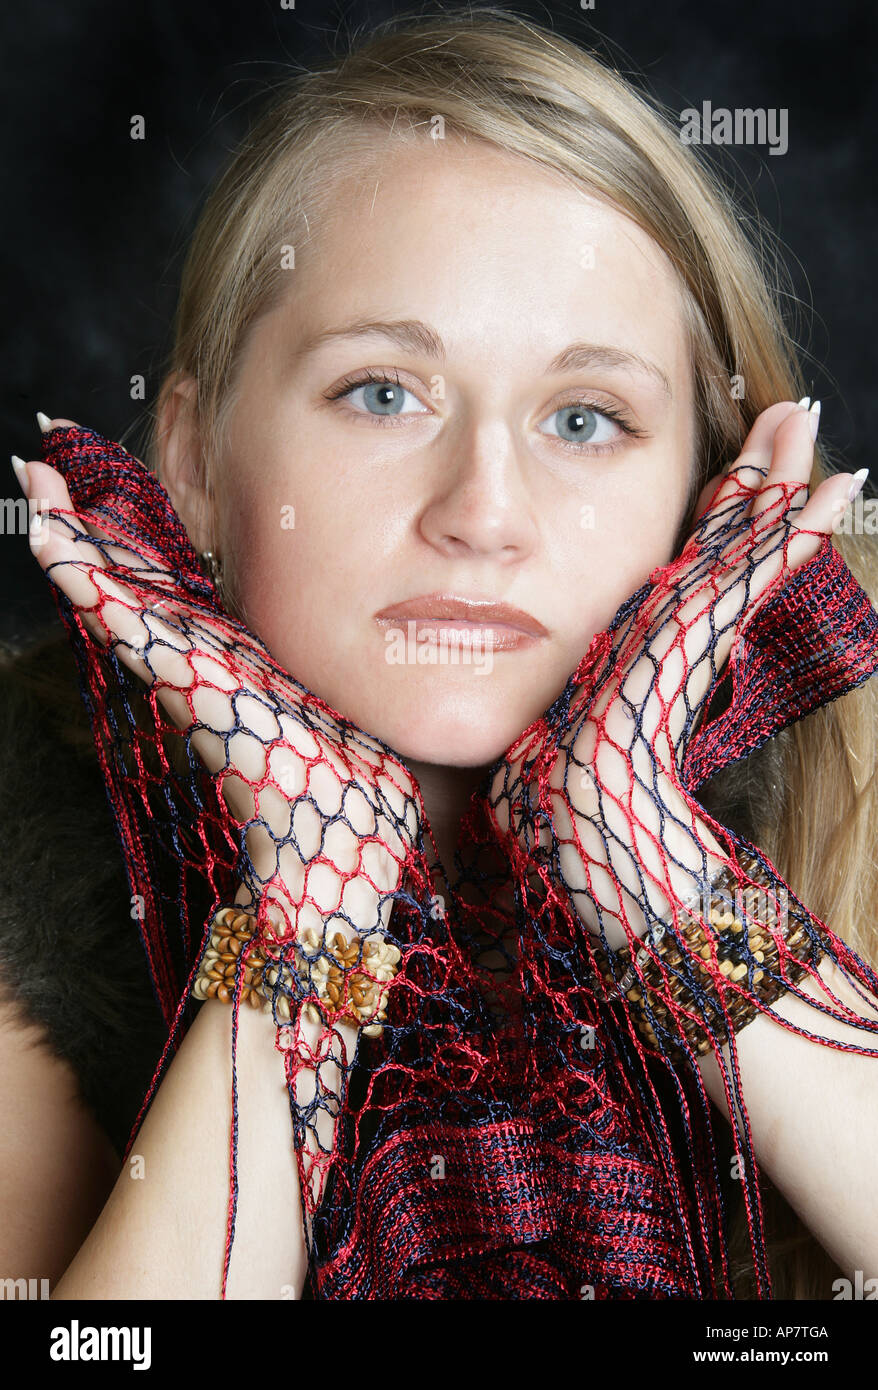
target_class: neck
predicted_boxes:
[404,757,493,873]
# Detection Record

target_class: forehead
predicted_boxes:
[271,135,689,383]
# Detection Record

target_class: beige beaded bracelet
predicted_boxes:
[587,845,830,1058]
[192,905,401,1038]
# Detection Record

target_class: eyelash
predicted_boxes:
[323,368,649,454]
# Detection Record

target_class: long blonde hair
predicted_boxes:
[120,6,878,1295]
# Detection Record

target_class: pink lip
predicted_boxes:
[374,592,548,649]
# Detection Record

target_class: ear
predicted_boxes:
[154,371,215,556]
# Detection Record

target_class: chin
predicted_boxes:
[363,688,535,769]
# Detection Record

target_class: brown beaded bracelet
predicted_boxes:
[192,905,401,1038]
[587,845,830,1059]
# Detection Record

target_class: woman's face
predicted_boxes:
[210,137,696,769]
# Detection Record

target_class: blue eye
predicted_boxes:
[538,404,623,447]
[328,370,428,417]
[355,380,411,415]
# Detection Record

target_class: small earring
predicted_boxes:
[200,548,224,595]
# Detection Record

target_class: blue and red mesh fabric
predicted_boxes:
[35,423,878,1299]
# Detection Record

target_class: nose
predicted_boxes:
[417,422,539,561]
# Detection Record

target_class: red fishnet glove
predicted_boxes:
[20,422,423,1227]
[488,402,878,1057]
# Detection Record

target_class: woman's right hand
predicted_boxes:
[16,418,423,1212]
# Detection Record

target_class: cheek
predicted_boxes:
[223,481,373,686]
[220,477,306,632]
[561,486,686,648]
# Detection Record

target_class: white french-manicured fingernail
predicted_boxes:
[808,399,821,442]
[848,468,869,503]
[796,396,811,410]
[36,411,53,433]
[11,454,30,492]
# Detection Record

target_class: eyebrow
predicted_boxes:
[293,317,673,397]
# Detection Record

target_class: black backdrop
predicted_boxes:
[3,0,876,641]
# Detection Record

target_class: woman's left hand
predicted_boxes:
[490,399,858,950]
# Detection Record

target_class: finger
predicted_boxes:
[36,415,159,565]
[26,462,126,618]
[25,457,134,558]
[736,402,848,589]
[794,469,865,543]
[693,401,805,541]
[680,402,819,636]
[748,401,816,530]
[26,445,150,568]
[665,468,855,755]
[26,465,201,695]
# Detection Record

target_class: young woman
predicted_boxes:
[5,9,878,1300]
